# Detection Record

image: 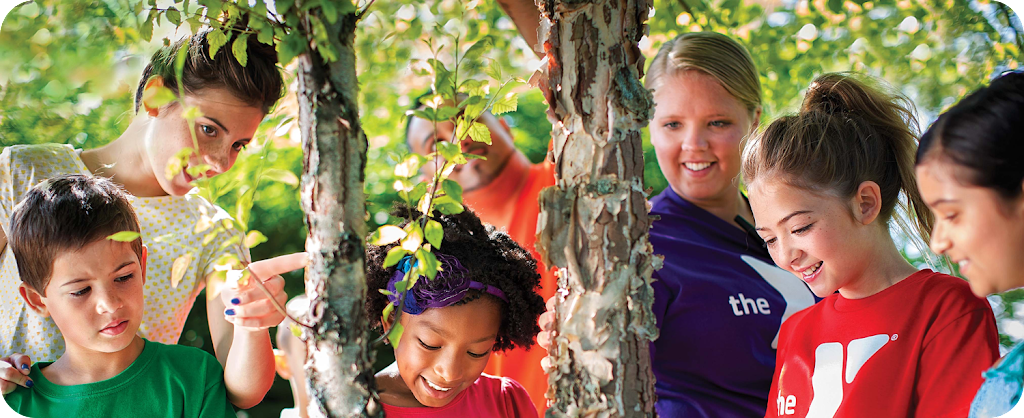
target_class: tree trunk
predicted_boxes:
[535,0,659,417]
[297,9,379,418]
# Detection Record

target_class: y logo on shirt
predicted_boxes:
[775,334,891,417]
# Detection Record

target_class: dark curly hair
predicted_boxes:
[365,205,545,352]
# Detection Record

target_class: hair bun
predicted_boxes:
[801,73,861,116]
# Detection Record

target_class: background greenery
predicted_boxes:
[1,0,1020,416]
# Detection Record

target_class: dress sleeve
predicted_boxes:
[503,377,540,417]
[914,305,1000,418]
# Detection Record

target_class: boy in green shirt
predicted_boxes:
[2,175,234,418]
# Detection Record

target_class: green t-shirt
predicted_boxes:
[2,339,235,418]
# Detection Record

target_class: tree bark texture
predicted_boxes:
[297,9,379,418]
[535,0,659,417]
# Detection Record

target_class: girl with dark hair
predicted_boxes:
[366,207,546,417]
[743,73,1000,417]
[915,71,1024,418]
[0,27,299,408]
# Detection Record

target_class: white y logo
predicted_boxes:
[777,334,890,417]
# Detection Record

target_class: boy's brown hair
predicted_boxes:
[9,175,143,294]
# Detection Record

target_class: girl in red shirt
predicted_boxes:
[742,73,999,418]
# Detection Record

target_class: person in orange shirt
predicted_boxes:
[406,106,555,416]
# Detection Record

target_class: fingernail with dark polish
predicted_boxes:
[25,380,33,388]
[230,298,240,305]
[225,309,235,316]
[20,364,28,370]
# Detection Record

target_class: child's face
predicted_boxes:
[23,239,146,355]
[649,71,758,207]
[143,85,264,196]
[917,160,1024,296]
[393,297,502,407]
[749,179,869,298]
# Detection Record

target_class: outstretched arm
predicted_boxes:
[207,252,308,409]
[496,0,543,57]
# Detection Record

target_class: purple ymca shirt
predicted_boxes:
[649,187,816,418]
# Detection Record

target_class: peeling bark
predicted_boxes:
[297,9,379,418]
[536,0,659,417]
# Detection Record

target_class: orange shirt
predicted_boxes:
[463,154,556,417]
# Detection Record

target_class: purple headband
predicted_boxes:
[387,254,508,315]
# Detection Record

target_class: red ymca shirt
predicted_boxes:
[463,155,556,416]
[766,270,999,418]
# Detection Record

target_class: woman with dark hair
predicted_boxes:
[915,71,1024,418]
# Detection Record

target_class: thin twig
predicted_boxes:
[246,266,315,330]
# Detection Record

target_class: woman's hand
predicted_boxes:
[222,252,309,330]
[0,354,32,394]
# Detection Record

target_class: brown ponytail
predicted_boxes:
[742,72,933,245]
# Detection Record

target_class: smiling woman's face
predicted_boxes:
[649,71,757,207]
[917,159,1024,296]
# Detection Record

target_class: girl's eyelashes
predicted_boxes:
[663,121,681,129]
[468,350,489,359]
[232,141,249,152]
[70,287,90,297]
[792,222,814,235]
[763,237,777,248]
[709,120,732,128]
[115,273,134,283]
[418,339,440,351]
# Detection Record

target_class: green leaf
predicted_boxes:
[387,322,404,347]
[468,121,492,144]
[140,11,155,41]
[416,249,440,281]
[262,168,299,186]
[464,96,487,120]
[276,0,295,13]
[442,179,463,203]
[408,183,428,204]
[491,93,518,115]
[276,32,306,65]
[321,0,338,24]
[166,7,181,26]
[232,34,250,67]
[371,225,407,245]
[244,230,268,248]
[424,220,443,249]
[434,106,460,121]
[395,155,424,178]
[433,196,465,215]
[208,29,229,59]
[182,105,204,121]
[462,36,493,63]
[107,231,141,242]
[382,301,395,321]
[142,85,176,109]
[256,24,274,45]
[171,252,193,289]
[436,141,461,161]
[464,153,487,160]
[484,60,502,81]
[383,247,410,268]
[165,148,195,180]
[401,223,423,252]
[290,323,302,338]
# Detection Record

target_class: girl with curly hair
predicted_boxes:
[365,207,546,417]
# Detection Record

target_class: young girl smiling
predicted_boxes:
[743,73,999,417]
[365,207,546,416]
